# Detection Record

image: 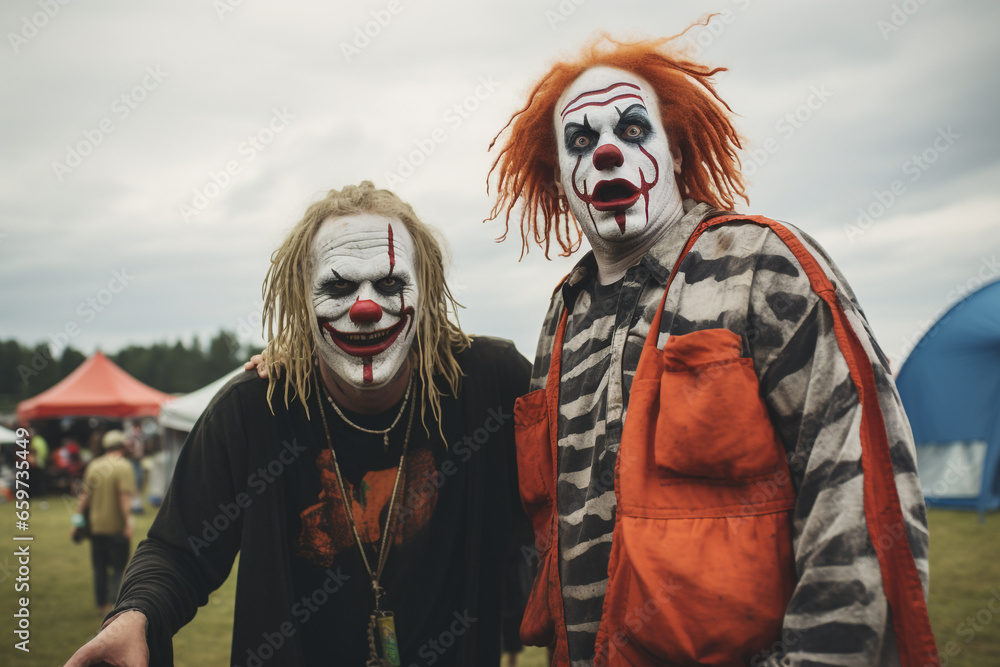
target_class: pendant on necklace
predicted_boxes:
[383,433,389,451]
[375,612,400,666]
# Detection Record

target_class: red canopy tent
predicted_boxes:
[17,351,172,422]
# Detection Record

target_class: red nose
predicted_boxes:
[349,299,383,324]
[593,144,624,171]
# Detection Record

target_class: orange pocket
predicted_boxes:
[515,389,553,516]
[655,328,785,482]
[514,388,558,648]
[610,328,797,664]
[615,512,796,666]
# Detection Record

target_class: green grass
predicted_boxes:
[0,494,236,667]
[1,501,996,665]
[925,509,1000,665]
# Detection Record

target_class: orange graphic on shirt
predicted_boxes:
[295,447,438,567]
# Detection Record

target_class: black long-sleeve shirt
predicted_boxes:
[113,336,531,666]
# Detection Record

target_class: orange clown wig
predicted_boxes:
[488,25,748,258]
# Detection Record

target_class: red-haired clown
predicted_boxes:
[490,30,939,667]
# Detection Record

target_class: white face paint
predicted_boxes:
[309,214,419,390]
[554,66,684,253]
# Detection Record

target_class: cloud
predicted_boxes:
[1,0,997,377]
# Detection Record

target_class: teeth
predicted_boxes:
[322,319,402,347]
[343,331,389,343]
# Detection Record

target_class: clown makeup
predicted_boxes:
[554,67,685,279]
[309,214,419,390]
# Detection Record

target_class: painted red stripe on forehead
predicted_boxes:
[387,222,395,275]
[560,81,641,117]
[561,93,644,120]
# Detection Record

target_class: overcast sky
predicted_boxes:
[2,0,997,381]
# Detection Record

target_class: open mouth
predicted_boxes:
[591,179,640,211]
[322,311,411,357]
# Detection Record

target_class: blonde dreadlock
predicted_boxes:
[262,181,471,440]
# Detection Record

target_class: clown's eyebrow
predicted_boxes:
[560,81,641,117]
[317,270,353,289]
[614,103,652,130]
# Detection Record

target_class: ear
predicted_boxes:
[552,164,565,197]
[671,145,683,175]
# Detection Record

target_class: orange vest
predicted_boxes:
[515,216,940,666]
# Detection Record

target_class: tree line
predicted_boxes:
[0,331,258,413]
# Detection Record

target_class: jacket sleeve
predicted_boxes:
[746,232,930,666]
[111,383,250,667]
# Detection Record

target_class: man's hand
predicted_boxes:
[63,610,149,667]
[244,352,276,380]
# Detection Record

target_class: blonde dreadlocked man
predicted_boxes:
[64,182,531,667]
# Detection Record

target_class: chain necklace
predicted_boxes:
[316,374,414,667]
[325,372,414,451]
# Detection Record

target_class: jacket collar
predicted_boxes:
[561,200,717,310]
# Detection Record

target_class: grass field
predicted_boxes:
[1,498,997,666]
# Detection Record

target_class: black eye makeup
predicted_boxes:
[564,117,598,155]
[318,278,357,298]
[375,276,406,295]
[615,104,653,143]
[317,270,358,298]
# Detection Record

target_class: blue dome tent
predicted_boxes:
[896,280,1000,518]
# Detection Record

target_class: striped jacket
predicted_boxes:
[525,201,933,665]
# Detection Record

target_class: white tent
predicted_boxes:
[0,425,21,445]
[159,367,245,432]
[0,426,24,496]
[152,367,245,504]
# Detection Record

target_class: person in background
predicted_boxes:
[85,429,104,464]
[53,437,86,495]
[28,423,49,467]
[73,429,135,616]
[27,423,49,496]
[125,425,145,514]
